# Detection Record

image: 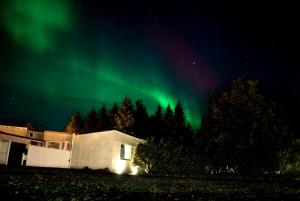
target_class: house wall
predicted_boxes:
[0,139,10,165]
[111,141,132,173]
[26,145,71,168]
[110,131,144,174]
[70,132,114,170]
[0,125,27,137]
[70,130,144,174]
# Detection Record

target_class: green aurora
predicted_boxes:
[1,0,73,51]
[0,0,210,130]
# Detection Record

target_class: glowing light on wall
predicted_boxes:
[115,160,126,174]
[130,165,139,175]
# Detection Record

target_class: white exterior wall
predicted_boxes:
[0,125,27,137]
[70,132,114,170]
[70,130,144,174]
[0,139,10,165]
[110,131,144,174]
[26,145,71,168]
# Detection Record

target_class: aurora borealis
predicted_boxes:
[1,0,73,51]
[0,1,299,130]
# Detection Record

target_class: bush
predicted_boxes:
[133,138,210,177]
[279,139,300,174]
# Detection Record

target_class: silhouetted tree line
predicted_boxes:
[134,78,300,176]
[64,97,193,142]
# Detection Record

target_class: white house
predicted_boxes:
[71,130,143,174]
[0,125,144,174]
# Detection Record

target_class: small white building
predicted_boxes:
[71,130,144,174]
[0,125,144,174]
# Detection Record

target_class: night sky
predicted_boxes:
[0,1,299,130]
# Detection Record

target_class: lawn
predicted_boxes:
[0,166,299,201]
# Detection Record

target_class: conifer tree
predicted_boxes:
[98,105,109,131]
[133,99,149,139]
[163,104,174,139]
[115,97,134,132]
[83,109,98,133]
[149,104,163,140]
[109,103,119,129]
[65,112,83,134]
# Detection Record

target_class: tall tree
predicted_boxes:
[154,105,163,122]
[98,105,110,131]
[115,97,134,133]
[174,102,186,141]
[200,78,291,173]
[173,102,194,144]
[133,99,149,139]
[83,109,98,133]
[109,103,119,129]
[65,112,83,134]
[163,104,174,139]
[149,104,164,140]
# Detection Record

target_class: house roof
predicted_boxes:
[80,130,144,141]
[0,131,44,142]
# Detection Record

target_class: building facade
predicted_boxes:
[0,125,144,174]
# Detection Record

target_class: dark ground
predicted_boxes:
[0,166,299,201]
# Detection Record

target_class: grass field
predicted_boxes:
[0,166,299,201]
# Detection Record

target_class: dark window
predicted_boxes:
[120,144,131,160]
[48,142,60,149]
[120,144,125,159]
[29,133,33,137]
